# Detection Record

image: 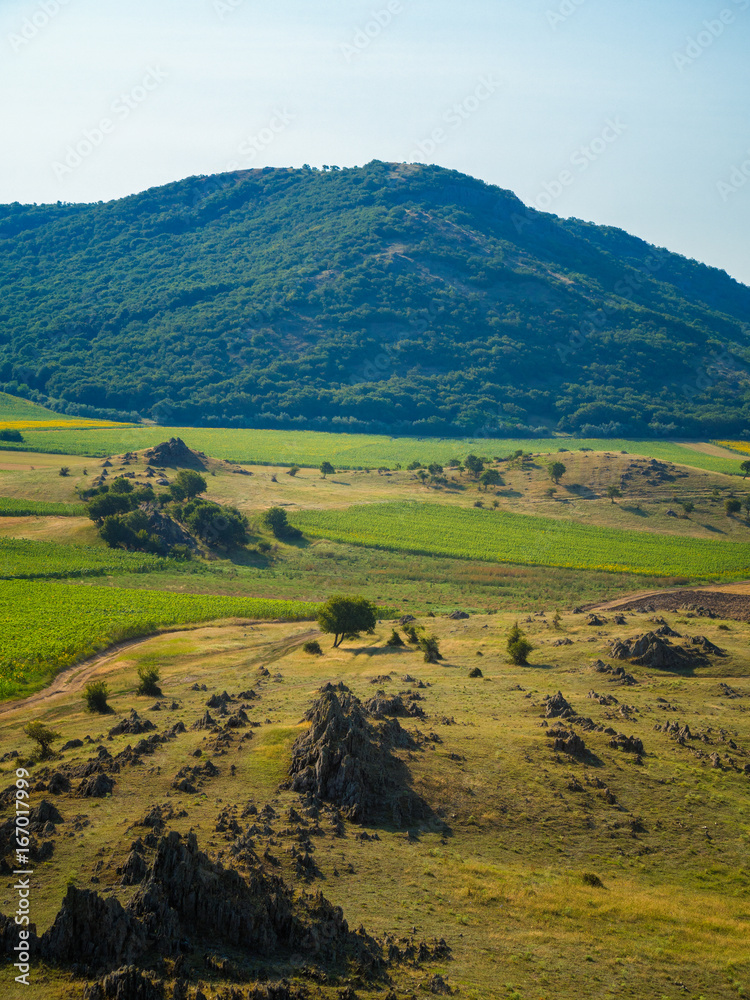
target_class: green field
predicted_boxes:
[0,579,321,698]
[0,391,82,423]
[0,496,86,517]
[0,536,173,580]
[292,501,750,580]
[0,422,745,475]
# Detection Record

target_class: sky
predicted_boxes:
[1,0,749,284]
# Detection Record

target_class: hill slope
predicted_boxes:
[1,161,750,435]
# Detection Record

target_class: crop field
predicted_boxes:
[0,536,173,579]
[0,496,86,517]
[292,501,750,580]
[0,419,745,475]
[0,392,132,430]
[0,579,321,698]
[718,440,750,456]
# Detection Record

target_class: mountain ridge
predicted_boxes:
[1,160,749,437]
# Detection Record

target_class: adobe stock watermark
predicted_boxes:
[546,0,589,31]
[716,147,750,202]
[212,0,247,20]
[673,0,748,72]
[13,767,33,986]
[7,0,71,53]
[51,67,169,180]
[514,116,627,229]
[409,75,501,163]
[340,1,406,62]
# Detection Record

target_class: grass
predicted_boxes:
[0,579,322,699]
[0,496,86,516]
[0,421,745,475]
[0,391,133,429]
[2,610,750,998]
[291,501,750,580]
[0,536,174,580]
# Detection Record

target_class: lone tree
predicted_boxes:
[681,500,695,516]
[317,594,377,648]
[725,497,742,516]
[24,721,61,760]
[262,506,302,539]
[418,633,443,663]
[320,461,335,479]
[606,485,622,504]
[547,461,566,485]
[741,460,750,479]
[170,469,207,502]
[506,622,533,666]
[137,665,162,697]
[480,468,502,490]
[84,680,110,713]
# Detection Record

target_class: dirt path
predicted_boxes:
[590,581,750,621]
[0,619,316,719]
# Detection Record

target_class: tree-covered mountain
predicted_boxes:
[1,160,749,437]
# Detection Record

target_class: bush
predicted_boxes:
[84,680,110,713]
[24,721,61,760]
[0,429,23,442]
[302,640,323,655]
[507,622,533,665]
[468,666,483,678]
[403,625,421,644]
[418,633,442,663]
[59,466,70,477]
[137,664,162,696]
[386,629,405,647]
[725,498,742,515]
[287,465,300,477]
[262,506,302,539]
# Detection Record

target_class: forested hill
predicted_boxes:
[1,160,750,437]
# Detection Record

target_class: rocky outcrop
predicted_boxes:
[41,887,145,968]
[288,686,429,826]
[83,966,164,1000]
[610,632,703,669]
[364,692,425,719]
[544,691,574,719]
[109,711,157,738]
[546,727,586,756]
[143,438,206,469]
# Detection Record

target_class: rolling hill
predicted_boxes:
[1,160,750,436]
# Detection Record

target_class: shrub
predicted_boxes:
[287,465,300,477]
[582,872,605,888]
[386,629,405,647]
[403,625,421,644]
[262,506,302,539]
[137,664,162,696]
[468,666,483,678]
[303,640,323,655]
[24,721,61,760]
[84,680,110,713]
[0,429,23,442]
[418,633,442,663]
[59,466,70,477]
[507,622,533,665]
[725,498,742,515]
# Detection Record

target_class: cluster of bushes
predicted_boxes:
[84,468,247,555]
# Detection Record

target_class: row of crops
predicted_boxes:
[0,579,321,699]
[0,496,87,517]
[291,501,750,580]
[0,536,172,580]
[0,420,745,475]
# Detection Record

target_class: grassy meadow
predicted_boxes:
[2,611,750,998]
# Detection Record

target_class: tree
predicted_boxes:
[428,463,444,476]
[741,461,750,479]
[262,506,302,539]
[86,491,133,524]
[320,461,335,479]
[170,469,207,502]
[506,622,533,665]
[464,454,484,478]
[287,465,300,477]
[59,467,70,477]
[84,680,110,713]
[386,629,405,647]
[109,476,133,494]
[24,721,61,760]
[547,461,566,484]
[725,497,742,516]
[743,496,750,517]
[606,485,622,504]
[137,664,162,696]
[317,595,377,647]
[480,468,502,489]
[681,500,695,516]
[182,498,249,547]
[418,633,442,663]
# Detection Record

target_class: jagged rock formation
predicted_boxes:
[546,727,586,756]
[364,691,425,719]
[83,966,164,1000]
[287,685,430,826]
[609,632,712,669]
[143,438,206,469]
[544,691,574,719]
[109,710,157,738]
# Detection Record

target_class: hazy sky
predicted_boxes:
[2,0,749,284]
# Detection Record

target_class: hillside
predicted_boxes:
[1,161,750,435]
